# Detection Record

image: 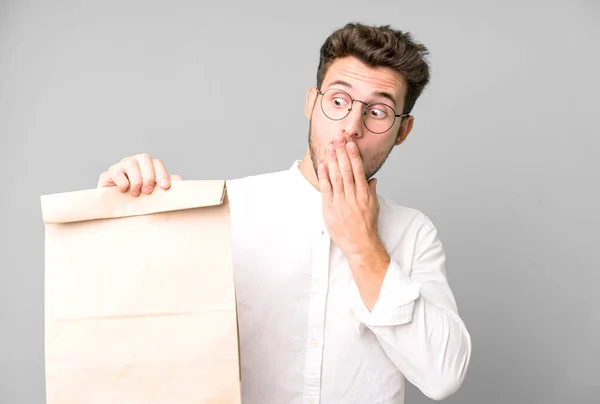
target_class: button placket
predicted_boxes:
[302,227,331,404]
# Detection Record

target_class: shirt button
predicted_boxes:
[308,397,316,404]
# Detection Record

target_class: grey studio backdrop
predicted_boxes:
[1,0,598,403]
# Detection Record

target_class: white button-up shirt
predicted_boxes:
[226,161,471,404]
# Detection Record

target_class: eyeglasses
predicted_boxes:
[316,88,408,134]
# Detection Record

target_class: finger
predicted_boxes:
[169,174,183,181]
[98,165,130,193]
[335,139,355,198]
[109,168,130,193]
[123,158,143,196]
[136,153,156,194]
[327,144,343,197]
[96,170,114,188]
[346,141,368,196]
[368,178,378,202]
[152,158,172,189]
[317,162,332,203]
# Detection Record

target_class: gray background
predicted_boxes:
[1,0,598,403]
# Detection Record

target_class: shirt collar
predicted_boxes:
[289,160,322,200]
[289,160,328,229]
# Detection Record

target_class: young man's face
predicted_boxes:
[305,56,414,181]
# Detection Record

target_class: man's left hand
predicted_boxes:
[317,136,383,262]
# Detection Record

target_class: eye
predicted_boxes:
[368,107,387,119]
[332,97,348,107]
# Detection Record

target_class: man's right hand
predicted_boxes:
[97,153,183,196]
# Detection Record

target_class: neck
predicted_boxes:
[298,148,321,191]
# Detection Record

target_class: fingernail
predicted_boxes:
[159,177,169,188]
[142,185,152,193]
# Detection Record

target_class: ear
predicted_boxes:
[304,87,319,120]
[394,115,414,146]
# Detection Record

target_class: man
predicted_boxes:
[97,22,471,403]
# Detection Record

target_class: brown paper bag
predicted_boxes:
[40,180,241,404]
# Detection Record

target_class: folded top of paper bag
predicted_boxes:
[40,180,226,225]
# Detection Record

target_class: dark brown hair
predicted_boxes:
[316,22,431,114]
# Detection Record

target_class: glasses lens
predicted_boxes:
[321,89,352,120]
[364,104,395,133]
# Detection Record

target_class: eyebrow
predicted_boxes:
[325,79,398,108]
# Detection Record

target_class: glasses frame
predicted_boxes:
[316,87,409,134]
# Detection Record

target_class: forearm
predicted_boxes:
[346,236,391,311]
[343,210,471,400]
[370,292,471,400]
[348,253,471,400]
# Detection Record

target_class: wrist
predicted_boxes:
[346,236,390,273]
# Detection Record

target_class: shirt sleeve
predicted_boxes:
[348,214,472,401]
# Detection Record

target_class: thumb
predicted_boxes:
[368,177,377,193]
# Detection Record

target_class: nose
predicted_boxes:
[342,101,366,139]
